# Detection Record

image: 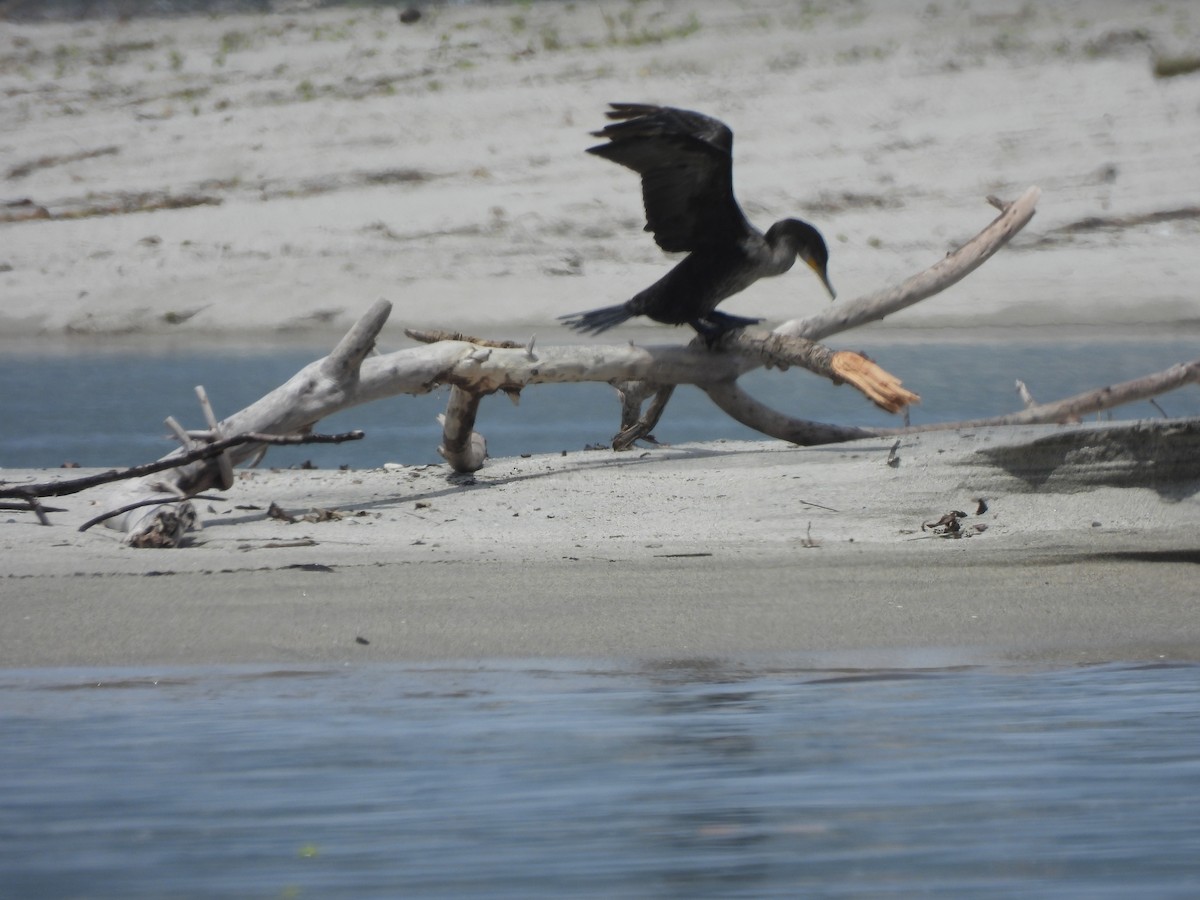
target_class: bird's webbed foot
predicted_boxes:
[690,311,763,346]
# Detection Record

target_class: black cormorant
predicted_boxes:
[560,103,835,339]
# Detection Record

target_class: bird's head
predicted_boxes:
[770,218,836,300]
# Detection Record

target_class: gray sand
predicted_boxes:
[5,424,1198,668]
[2,2,1199,669]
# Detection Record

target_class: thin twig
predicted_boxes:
[613,385,675,450]
[406,328,524,348]
[0,497,64,525]
[0,430,364,502]
[0,502,66,513]
[195,385,234,490]
[78,494,224,533]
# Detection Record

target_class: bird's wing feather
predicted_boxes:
[587,104,753,253]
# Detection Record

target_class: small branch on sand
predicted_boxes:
[0,431,365,504]
[0,431,363,529]
[78,494,223,535]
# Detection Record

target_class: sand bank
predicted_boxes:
[3,422,1198,668]
[2,1,1199,341]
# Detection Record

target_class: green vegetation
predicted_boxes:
[169,86,209,103]
[835,42,896,64]
[310,21,353,42]
[603,7,701,46]
[219,30,251,55]
[1154,54,1200,78]
[540,25,563,52]
[53,43,82,78]
[213,29,251,67]
[96,40,157,66]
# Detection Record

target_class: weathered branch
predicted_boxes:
[717,330,920,414]
[703,381,878,446]
[896,359,1200,432]
[324,296,390,382]
[778,186,1041,342]
[84,326,849,541]
[406,327,526,349]
[613,383,675,450]
[704,358,1200,445]
[437,387,488,471]
[0,430,365,503]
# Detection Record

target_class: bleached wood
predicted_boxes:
[437,387,488,472]
[704,359,1200,444]
[85,190,1039,542]
[777,186,1041,342]
[613,383,675,450]
[717,330,920,414]
[703,381,877,446]
[898,360,1200,431]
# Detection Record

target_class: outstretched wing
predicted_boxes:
[587,103,754,253]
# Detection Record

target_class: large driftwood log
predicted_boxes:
[25,185,1194,546]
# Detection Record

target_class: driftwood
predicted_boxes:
[11,185,1200,546]
[0,431,363,535]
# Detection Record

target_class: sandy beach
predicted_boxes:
[3,0,1199,339]
[3,1,1199,668]
[4,421,1199,667]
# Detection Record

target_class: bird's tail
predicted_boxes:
[558,302,635,336]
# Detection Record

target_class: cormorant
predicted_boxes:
[560,103,835,340]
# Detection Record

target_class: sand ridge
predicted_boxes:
[2,0,1199,341]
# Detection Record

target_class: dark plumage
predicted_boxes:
[560,103,835,339]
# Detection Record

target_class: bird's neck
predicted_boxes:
[761,232,799,277]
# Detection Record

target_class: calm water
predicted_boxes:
[3,338,1199,897]
[2,336,1199,469]
[1,661,1198,898]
